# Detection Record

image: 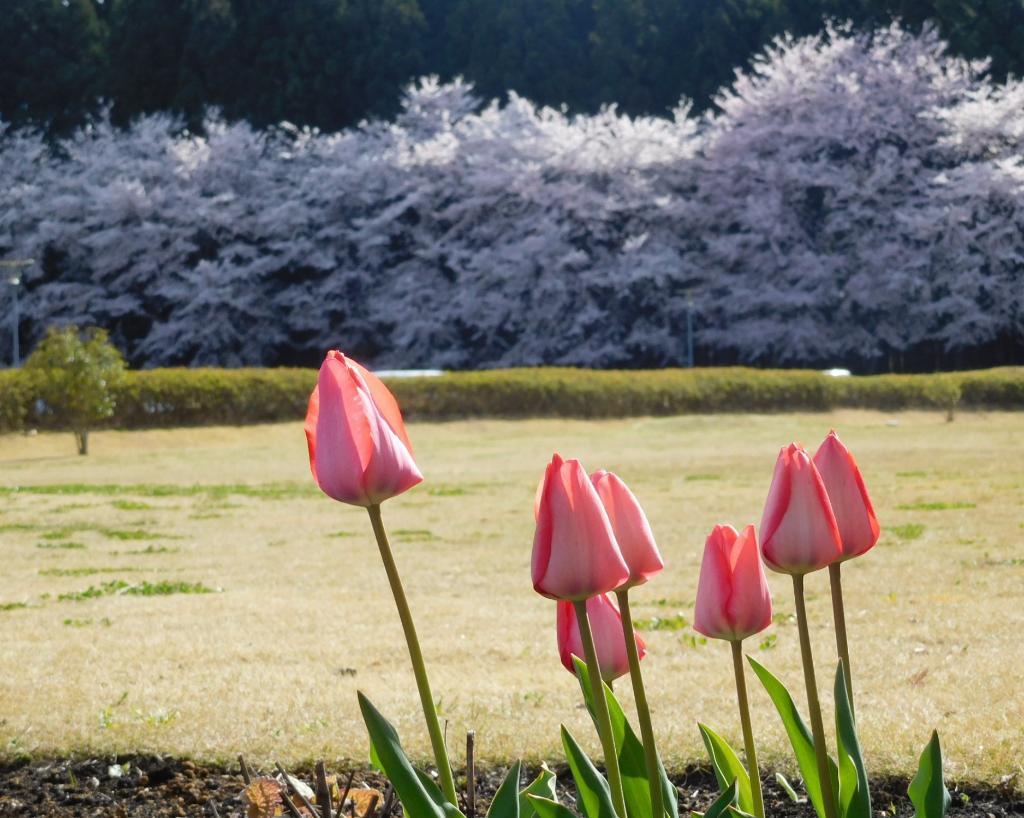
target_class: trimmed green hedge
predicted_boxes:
[0,366,1021,432]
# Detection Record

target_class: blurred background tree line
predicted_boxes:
[3,0,1023,135]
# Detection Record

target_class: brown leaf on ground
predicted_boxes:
[346,787,385,817]
[242,777,284,818]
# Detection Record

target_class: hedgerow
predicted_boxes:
[1,367,1021,433]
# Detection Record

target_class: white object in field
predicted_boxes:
[374,369,444,378]
[823,368,852,377]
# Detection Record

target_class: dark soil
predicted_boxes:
[0,756,1019,818]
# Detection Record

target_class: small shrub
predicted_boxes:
[23,326,126,454]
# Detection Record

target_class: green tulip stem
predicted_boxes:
[792,573,838,818]
[574,598,629,818]
[828,562,854,718]
[367,504,458,805]
[730,640,765,818]
[616,589,667,818]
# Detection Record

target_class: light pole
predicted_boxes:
[1,259,32,367]
[685,290,695,368]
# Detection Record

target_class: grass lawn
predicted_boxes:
[0,411,1021,786]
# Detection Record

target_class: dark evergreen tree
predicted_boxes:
[0,0,107,131]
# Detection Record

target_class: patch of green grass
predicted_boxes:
[40,567,141,577]
[0,482,313,500]
[391,528,437,541]
[890,523,926,541]
[36,541,87,550]
[427,486,469,496]
[122,580,217,596]
[111,500,152,511]
[0,523,40,533]
[328,531,357,538]
[40,528,74,540]
[685,473,721,481]
[896,471,928,478]
[635,613,689,631]
[647,598,690,608]
[52,503,93,513]
[897,501,976,511]
[116,545,180,556]
[58,580,217,602]
[63,617,112,627]
[0,602,29,611]
[961,554,1024,569]
[101,528,165,541]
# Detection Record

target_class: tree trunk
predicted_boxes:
[75,429,89,456]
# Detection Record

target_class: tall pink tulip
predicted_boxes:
[759,443,842,575]
[532,454,630,601]
[813,431,880,561]
[694,523,771,818]
[761,443,842,818]
[557,593,646,683]
[305,350,423,507]
[591,470,664,588]
[589,469,666,818]
[694,524,772,642]
[813,430,880,715]
[306,351,454,801]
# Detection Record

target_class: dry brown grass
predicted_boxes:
[0,411,1021,786]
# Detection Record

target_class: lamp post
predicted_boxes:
[1,259,32,368]
[685,290,695,368]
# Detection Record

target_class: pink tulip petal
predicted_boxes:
[695,523,772,641]
[556,594,641,682]
[311,354,376,504]
[591,470,664,587]
[305,351,422,507]
[532,455,629,600]
[814,432,880,560]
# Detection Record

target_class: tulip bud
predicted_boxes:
[760,443,842,574]
[305,350,423,506]
[591,470,664,588]
[532,454,630,601]
[694,524,772,641]
[557,593,646,683]
[813,431,880,561]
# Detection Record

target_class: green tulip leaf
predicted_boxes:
[704,779,739,818]
[527,796,578,818]
[747,657,838,818]
[834,662,871,818]
[909,732,951,818]
[572,655,679,818]
[561,724,619,818]
[697,723,754,815]
[774,773,804,804]
[520,764,559,818]
[486,761,522,818]
[358,692,464,818]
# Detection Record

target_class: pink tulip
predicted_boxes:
[813,431,880,561]
[694,524,772,641]
[760,443,842,574]
[557,593,646,682]
[532,454,630,601]
[305,350,423,506]
[591,470,664,588]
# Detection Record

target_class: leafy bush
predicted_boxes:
[23,326,126,453]
[2,366,1021,432]
[0,369,31,433]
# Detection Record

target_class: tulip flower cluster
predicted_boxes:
[303,349,951,818]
